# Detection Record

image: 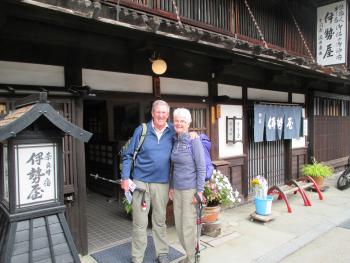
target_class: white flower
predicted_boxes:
[205,170,242,206]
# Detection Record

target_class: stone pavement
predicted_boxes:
[81,173,350,263]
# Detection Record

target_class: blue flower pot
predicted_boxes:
[255,195,273,216]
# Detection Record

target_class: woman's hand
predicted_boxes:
[169,189,174,201]
[189,131,199,139]
[192,192,203,204]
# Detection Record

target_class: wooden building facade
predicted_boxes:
[1,0,350,255]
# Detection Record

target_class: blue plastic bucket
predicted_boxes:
[255,195,273,216]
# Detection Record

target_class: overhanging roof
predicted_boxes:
[17,0,350,84]
[0,102,92,142]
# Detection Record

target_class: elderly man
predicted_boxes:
[121,100,174,263]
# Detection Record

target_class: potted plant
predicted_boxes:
[302,158,333,188]
[203,170,241,222]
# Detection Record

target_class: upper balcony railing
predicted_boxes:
[114,0,316,58]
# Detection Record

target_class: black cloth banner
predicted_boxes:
[254,104,302,142]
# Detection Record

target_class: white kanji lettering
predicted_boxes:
[286,117,294,130]
[267,116,276,130]
[277,117,283,130]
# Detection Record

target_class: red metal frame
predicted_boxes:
[267,176,324,213]
[297,176,324,201]
[268,185,293,213]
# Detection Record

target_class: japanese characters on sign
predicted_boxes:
[234,118,243,142]
[226,117,234,143]
[15,143,58,208]
[226,117,243,143]
[254,105,302,142]
[317,1,347,66]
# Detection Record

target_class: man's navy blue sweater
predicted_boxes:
[121,121,175,183]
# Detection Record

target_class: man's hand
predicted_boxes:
[168,189,174,201]
[121,179,129,192]
[189,131,199,139]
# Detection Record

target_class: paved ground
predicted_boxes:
[81,173,350,263]
[282,227,350,263]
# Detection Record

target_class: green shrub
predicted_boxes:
[302,158,333,178]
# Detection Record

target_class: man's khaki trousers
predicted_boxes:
[131,180,169,263]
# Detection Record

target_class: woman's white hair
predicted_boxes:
[173,108,192,124]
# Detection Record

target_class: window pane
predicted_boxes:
[170,104,208,135]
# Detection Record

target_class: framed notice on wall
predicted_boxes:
[234,117,243,142]
[226,117,234,143]
[226,117,242,143]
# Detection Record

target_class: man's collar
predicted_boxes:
[151,120,168,132]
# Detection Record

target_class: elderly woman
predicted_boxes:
[169,108,206,263]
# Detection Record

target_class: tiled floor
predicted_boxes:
[86,191,133,253]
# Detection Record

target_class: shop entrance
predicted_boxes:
[247,140,285,194]
[82,98,210,252]
[83,99,151,253]
[247,107,286,195]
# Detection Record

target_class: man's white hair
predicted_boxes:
[173,108,192,124]
[152,100,170,112]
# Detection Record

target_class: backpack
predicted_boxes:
[118,123,147,174]
[188,134,214,181]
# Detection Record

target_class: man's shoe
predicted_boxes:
[157,253,169,263]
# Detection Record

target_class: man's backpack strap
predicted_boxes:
[132,123,147,161]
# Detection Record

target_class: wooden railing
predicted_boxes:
[115,0,316,57]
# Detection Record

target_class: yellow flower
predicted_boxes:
[251,178,261,187]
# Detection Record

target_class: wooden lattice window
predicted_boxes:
[51,99,76,194]
[169,102,209,135]
[314,97,350,117]
[313,96,350,162]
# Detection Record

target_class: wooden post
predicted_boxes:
[306,88,314,163]
[75,97,88,255]
[152,76,161,98]
[242,86,249,196]
[209,71,219,160]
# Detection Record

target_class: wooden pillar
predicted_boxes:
[74,97,88,255]
[209,72,219,160]
[242,86,249,196]
[64,65,88,255]
[284,140,292,182]
[152,76,161,98]
[284,93,293,182]
[306,88,314,163]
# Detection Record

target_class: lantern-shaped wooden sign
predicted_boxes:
[0,93,92,263]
